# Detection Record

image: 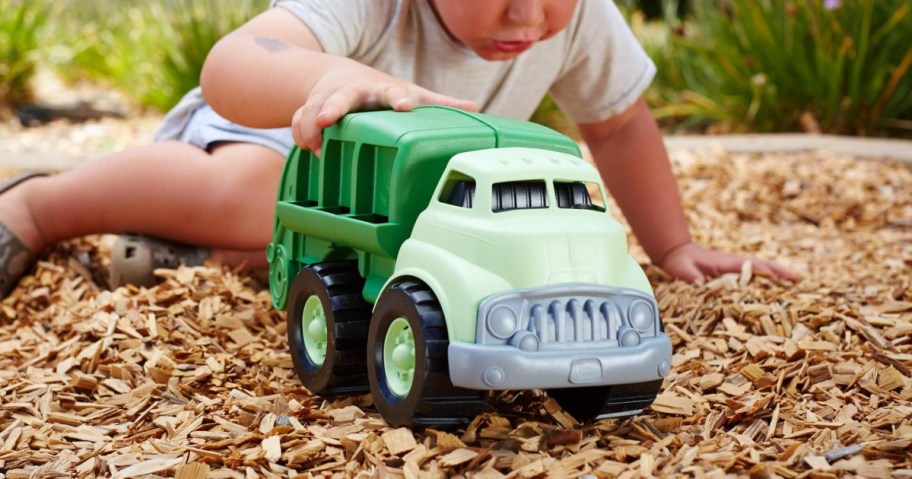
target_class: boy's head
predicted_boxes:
[430,0,578,61]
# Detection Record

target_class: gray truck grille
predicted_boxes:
[476,284,659,349]
[527,299,622,343]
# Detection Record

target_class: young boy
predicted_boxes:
[0,0,794,298]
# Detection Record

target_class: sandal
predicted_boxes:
[0,171,52,299]
[109,234,210,288]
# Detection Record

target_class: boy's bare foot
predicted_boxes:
[0,172,53,297]
[0,173,50,254]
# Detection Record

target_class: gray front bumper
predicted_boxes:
[448,334,673,390]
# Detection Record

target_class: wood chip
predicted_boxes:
[382,427,418,455]
[651,394,694,416]
[175,463,211,479]
[262,436,282,463]
[439,448,478,467]
[0,147,910,477]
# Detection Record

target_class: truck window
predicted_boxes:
[492,180,549,213]
[439,172,476,208]
[554,181,606,212]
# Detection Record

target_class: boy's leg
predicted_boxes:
[0,141,284,267]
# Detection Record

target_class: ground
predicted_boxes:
[0,87,910,478]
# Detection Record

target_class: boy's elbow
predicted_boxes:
[199,38,238,122]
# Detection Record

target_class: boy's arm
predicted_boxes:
[578,98,796,283]
[200,8,476,154]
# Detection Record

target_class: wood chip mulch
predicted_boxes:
[0,148,910,478]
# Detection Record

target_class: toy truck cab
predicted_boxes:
[269,107,672,427]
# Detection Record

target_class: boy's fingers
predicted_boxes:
[295,81,477,156]
[322,82,410,120]
[765,260,800,281]
[748,260,775,278]
[700,255,742,277]
[416,89,478,112]
[666,260,704,284]
[383,85,413,111]
[319,87,359,126]
[292,103,325,156]
[458,99,480,112]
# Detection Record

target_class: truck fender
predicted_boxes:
[620,256,655,297]
[377,239,511,344]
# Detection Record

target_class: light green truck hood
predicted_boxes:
[392,208,654,343]
[448,212,633,288]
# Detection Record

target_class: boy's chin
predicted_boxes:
[473,49,525,61]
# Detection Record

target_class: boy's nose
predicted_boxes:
[507,0,546,27]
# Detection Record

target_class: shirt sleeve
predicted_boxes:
[271,0,398,58]
[548,0,656,124]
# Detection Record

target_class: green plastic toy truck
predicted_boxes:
[268,106,672,428]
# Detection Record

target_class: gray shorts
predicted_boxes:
[156,87,295,156]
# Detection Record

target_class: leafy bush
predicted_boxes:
[530,95,580,139]
[0,0,50,107]
[62,0,267,111]
[643,0,912,135]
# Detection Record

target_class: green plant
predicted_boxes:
[530,95,580,139]
[643,0,912,135]
[0,0,50,107]
[62,0,267,111]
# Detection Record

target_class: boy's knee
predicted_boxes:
[204,144,284,208]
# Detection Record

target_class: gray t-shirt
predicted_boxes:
[156,0,654,143]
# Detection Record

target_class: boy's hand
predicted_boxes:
[291,61,478,155]
[659,241,799,284]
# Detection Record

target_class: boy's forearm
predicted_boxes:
[580,100,691,265]
[200,33,347,128]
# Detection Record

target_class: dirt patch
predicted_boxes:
[0,119,910,477]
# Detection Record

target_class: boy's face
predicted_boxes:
[430,0,578,60]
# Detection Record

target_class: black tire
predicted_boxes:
[547,380,663,423]
[287,261,372,395]
[548,386,612,422]
[367,280,485,429]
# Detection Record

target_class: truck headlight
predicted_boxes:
[628,300,654,333]
[509,331,540,351]
[487,305,518,339]
[618,327,641,347]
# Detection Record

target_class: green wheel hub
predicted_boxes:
[268,244,290,309]
[384,317,415,397]
[301,295,328,365]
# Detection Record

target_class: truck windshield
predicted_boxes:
[554,181,606,212]
[441,180,476,208]
[492,181,549,213]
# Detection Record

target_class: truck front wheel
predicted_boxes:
[287,261,372,396]
[368,280,485,429]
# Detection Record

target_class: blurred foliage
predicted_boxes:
[0,0,50,108]
[530,95,580,139]
[57,0,267,111]
[5,0,911,137]
[641,0,912,135]
[618,0,689,20]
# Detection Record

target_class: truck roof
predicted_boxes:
[333,106,580,155]
[447,147,601,183]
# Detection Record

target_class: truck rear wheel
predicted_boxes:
[368,280,485,429]
[287,261,372,395]
[547,380,663,422]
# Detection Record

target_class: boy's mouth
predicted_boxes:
[492,40,534,53]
